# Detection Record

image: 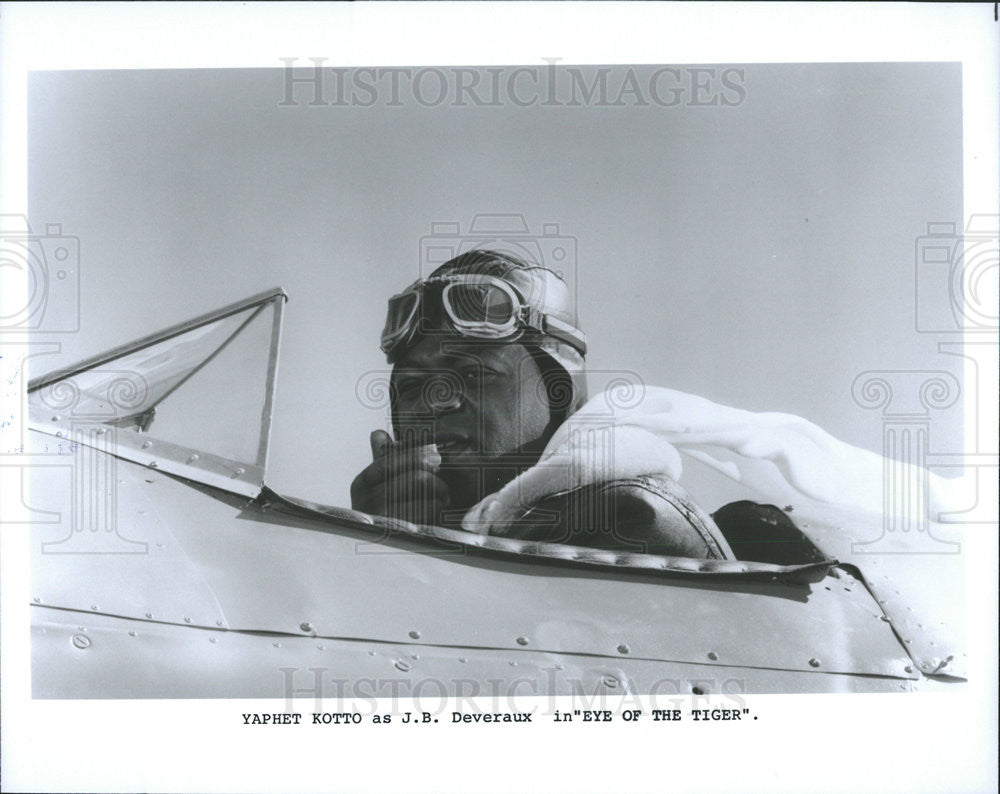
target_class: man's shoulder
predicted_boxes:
[506,474,830,566]
[515,473,734,559]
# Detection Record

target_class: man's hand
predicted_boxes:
[350,430,450,526]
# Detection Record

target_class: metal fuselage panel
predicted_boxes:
[30,436,923,697]
[33,608,917,699]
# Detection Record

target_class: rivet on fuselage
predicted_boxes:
[409,630,420,640]
[618,644,631,655]
[516,636,529,646]
[808,658,821,668]
[394,660,411,672]
[707,651,719,661]
[72,634,91,649]
[184,617,192,624]
[602,675,618,688]
[231,467,246,478]
[300,622,313,633]
[141,441,152,449]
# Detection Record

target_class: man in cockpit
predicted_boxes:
[351,250,823,563]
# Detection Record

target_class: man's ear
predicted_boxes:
[529,348,573,430]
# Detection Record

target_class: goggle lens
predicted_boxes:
[381,292,419,350]
[444,282,516,325]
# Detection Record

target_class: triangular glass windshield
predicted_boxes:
[28,289,284,484]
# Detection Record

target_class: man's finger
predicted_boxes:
[381,443,441,477]
[370,429,393,459]
[372,469,450,510]
[353,469,450,518]
[352,443,441,492]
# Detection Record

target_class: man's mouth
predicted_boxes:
[434,434,470,454]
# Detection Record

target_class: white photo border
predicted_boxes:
[1,3,997,793]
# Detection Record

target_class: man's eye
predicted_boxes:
[459,366,497,382]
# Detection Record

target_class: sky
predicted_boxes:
[27,63,964,506]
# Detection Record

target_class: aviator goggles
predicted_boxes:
[381,274,587,362]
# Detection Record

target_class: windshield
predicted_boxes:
[28,289,285,497]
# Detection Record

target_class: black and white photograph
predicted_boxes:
[1,4,997,793]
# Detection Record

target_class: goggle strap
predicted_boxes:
[539,314,588,355]
[522,305,543,329]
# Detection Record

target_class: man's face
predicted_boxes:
[391,336,552,508]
